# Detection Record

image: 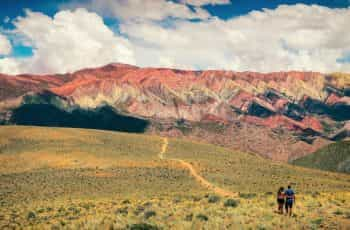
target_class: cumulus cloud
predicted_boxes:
[180,0,230,6]
[1,3,350,74]
[62,0,210,21]
[120,4,350,72]
[0,8,134,74]
[0,33,11,55]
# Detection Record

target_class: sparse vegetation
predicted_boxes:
[0,126,349,229]
[293,141,350,173]
[224,199,239,208]
[207,195,220,203]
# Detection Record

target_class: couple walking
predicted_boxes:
[277,185,296,216]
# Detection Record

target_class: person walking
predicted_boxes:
[277,187,285,214]
[284,185,295,217]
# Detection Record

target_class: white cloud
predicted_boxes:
[63,0,210,21]
[0,8,135,74]
[120,4,350,72]
[0,33,11,55]
[180,0,230,6]
[1,3,350,74]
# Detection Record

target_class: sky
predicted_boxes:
[0,0,349,74]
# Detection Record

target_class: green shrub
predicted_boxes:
[333,210,343,215]
[311,218,323,225]
[27,211,36,220]
[196,214,208,221]
[185,213,193,221]
[134,206,145,216]
[122,199,131,204]
[144,210,156,219]
[224,199,239,208]
[208,195,220,203]
[239,193,256,199]
[115,207,128,215]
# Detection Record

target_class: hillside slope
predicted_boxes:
[293,141,350,173]
[1,126,350,229]
[1,63,350,161]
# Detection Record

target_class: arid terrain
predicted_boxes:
[0,126,349,229]
[1,64,349,162]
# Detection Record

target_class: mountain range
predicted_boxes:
[0,63,349,162]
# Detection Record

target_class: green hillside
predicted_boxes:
[0,126,350,229]
[293,141,350,174]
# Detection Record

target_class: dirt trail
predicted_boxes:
[159,138,236,197]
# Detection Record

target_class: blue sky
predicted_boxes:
[1,0,350,22]
[1,0,350,25]
[0,0,349,74]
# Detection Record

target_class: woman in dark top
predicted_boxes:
[277,187,285,214]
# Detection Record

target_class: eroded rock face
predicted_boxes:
[0,63,349,161]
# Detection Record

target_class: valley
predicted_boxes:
[1,63,349,162]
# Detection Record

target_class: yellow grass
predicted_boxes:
[0,126,349,229]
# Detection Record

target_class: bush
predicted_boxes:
[134,206,145,216]
[144,211,156,219]
[333,210,343,215]
[115,207,128,215]
[239,193,256,199]
[128,223,159,230]
[196,214,208,221]
[224,199,239,208]
[122,199,131,204]
[208,195,220,203]
[311,218,323,225]
[312,191,320,198]
[27,211,36,220]
[185,213,193,221]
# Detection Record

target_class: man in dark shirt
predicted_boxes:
[284,185,295,216]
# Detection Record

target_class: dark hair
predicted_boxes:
[278,187,284,194]
[288,185,291,189]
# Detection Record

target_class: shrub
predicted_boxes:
[144,211,156,219]
[27,211,36,220]
[239,193,256,199]
[265,191,273,196]
[333,210,343,215]
[224,199,239,208]
[196,214,208,221]
[122,199,131,204]
[185,213,193,221]
[37,208,45,214]
[208,195,220,203]
[134,206,145,216]
[311,218,323,225]
[312,192,320,198]
[128,223,159,230]
[115,207,128,215]
[257,225,267,230]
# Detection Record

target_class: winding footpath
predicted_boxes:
[159,138,236,197]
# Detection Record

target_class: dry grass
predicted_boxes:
[0,126,349,229]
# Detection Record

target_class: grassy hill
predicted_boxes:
[293,141,350,174]
[0,126,350,229]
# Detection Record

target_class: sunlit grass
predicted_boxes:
[0,126,349,229]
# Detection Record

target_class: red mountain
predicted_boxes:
[1,63,349,161]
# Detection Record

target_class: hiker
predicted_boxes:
[284,185,295,216]
[277,187,285,214]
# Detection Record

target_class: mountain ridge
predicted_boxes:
[1,63,349,161]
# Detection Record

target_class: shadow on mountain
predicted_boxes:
[302,98,350,121]
[10,104,149,133]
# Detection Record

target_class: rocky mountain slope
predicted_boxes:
[0,63,349,161]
